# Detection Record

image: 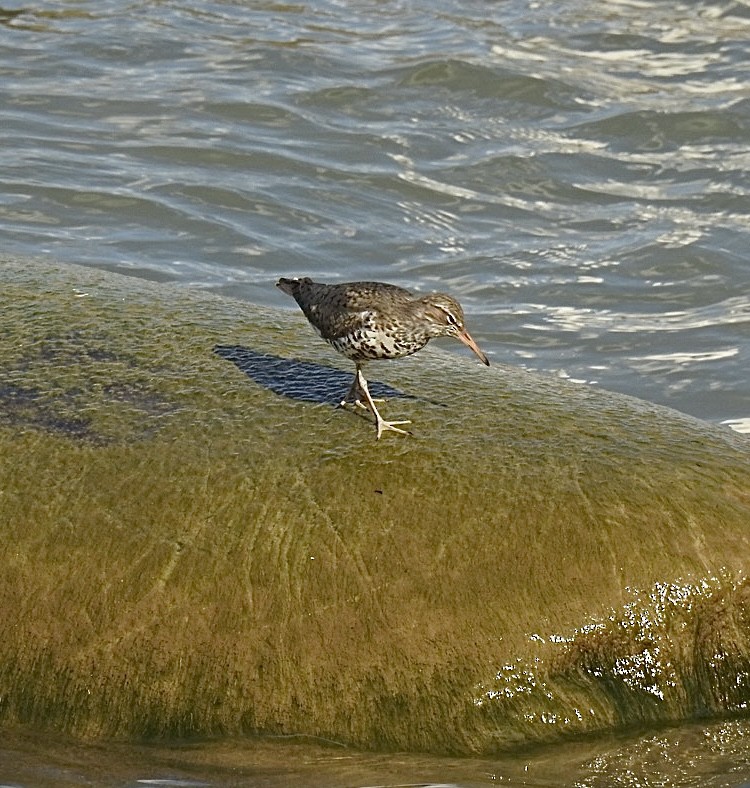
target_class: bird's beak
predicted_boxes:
[457,328,490,366]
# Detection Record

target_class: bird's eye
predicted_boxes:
[445,312,459,327]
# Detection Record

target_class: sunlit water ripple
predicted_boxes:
[0,0,748,434]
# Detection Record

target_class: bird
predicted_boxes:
[276,277,489,438]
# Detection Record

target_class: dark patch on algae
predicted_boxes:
[0,258,749,755]
[0,382,93,440]
[0,320,181,443]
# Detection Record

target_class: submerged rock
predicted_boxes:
[0,258,748,753]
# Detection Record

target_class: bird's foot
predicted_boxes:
[340,398,411,438]
[339,395,385,409]
[375,416,412,440]
[347,366,410,439]
[354,398,385,410]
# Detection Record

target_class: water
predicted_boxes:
[2,720,750,787]
[1,0,749,782]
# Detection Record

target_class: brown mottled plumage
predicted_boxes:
[277,277,489,438]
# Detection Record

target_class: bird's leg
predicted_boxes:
[354,366,411,440]
[340,366,383,409]
[340,373,363,407]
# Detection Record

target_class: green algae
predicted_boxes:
[474,572,750,750]
[0,258,748,753]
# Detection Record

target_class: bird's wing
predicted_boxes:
[320,308,376,341]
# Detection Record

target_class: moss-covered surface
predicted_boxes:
[0,258,748,753]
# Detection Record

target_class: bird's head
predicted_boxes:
[418,294,490,366]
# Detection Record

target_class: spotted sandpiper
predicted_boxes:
[277,277,489,438]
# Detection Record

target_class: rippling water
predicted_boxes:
[1,0,749,430]
[3,718,750,787]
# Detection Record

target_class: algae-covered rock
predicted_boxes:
[0,258,748,753]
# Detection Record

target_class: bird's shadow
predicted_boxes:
[214,345,419,405]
